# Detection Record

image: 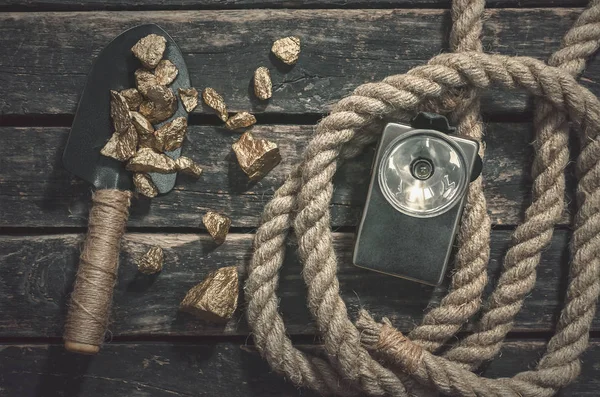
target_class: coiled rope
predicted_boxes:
[245,1,600,395]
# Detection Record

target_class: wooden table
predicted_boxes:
[1,1,599,395]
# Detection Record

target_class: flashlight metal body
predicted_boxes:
[353,121,480,286]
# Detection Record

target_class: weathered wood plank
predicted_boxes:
[0,123,575,228]
[0,9,595,117]
[0,0,588,9]
[0,229,585,338]
[0,340,599,396]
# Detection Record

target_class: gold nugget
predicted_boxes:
[138,246,164,274]
[139,93,177,124]
[120,88,143,111]
[271,36,301,65]
[175,157,203,178]
[155,59,178,86]
[110,90,132,134]
[225,112,256,130]
[179,88,199,112]
[135,69,159,97]
[131,111,154,139]
[202,88,228,122]
[131,34,166,69]
[180,266,239,323]
[232,132,281,181]
[126,148,177,173]
[203,211,231,245]
[101,124,138,162]
[133,173,158,198]
[254,67,272,100]
[155,117,187,152]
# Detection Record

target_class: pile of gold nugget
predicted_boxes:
[128,34,302,324]
[101,33,202,199]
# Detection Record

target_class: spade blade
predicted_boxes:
[63,24,191,193]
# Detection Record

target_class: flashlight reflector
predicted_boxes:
[378,131,467,218]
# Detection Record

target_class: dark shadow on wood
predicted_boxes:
[227,151,258,194]
[33,346,92,397]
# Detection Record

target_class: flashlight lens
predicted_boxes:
[378,132,467,217]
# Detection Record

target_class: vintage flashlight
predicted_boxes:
[353,113,482,286]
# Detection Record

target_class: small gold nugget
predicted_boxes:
[254,67,272,100]
[155,59,178,86]
[110,90,132,134]
[232,132,281,181]
[180,266,239,323]
[138,246,164,274]
[225,112,256,130]
[101,124,138,162]
[175,157,203,178]
[179,88,199,112]
[202,88,228,122]
[126,148,177,173]
[133,173,158,198]
[135,69,159,97]
[155,116,187,152]
[131,34,166,69]
[120,88,143,111]
[271,36,301,65]
[203,211,231,245]
[131,111,154,139]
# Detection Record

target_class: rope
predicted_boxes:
[244,1,600,396]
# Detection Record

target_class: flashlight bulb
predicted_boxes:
[378,132,467,217]
[411,159,434,180]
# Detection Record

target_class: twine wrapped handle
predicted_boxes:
[64,189,132,354]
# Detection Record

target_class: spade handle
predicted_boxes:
[64,189,132,354]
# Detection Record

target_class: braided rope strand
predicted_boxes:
[441,0,600,369]
[409,0,491,353]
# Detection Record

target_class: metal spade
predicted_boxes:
[62,24,190,354]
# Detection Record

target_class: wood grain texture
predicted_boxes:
[0,9,597,118]
[0,123,575,228]
[0,229,582,337]
[1,341,599,396]
[0,1,588,10]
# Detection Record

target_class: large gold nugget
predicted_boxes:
[225,112,256,130]
[138,246,164,274]
[133,173,158,198]
[120,88,143,111]
[232,132,281,181]
[254,67,272,100]
[180,266,239,323]
[202,211,231,245]
[178,88,199,112]
[110,90,132,134]
[175,157,203,178]
[271,36,301,65]
[155,59,178,86]
[126,148,177,173]
[155,116,187,151]
[202,88,228,122]
[131,34,166,69]
[100,124,138,162]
